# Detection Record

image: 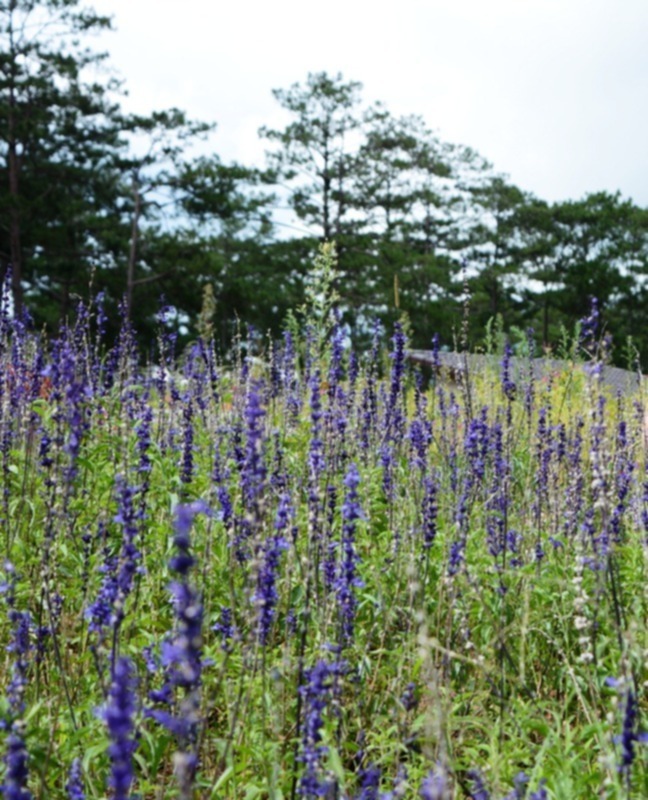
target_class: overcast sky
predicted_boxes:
[95,0,648,207]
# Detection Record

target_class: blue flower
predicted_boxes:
[2,725,31,800]
[101,658,138,800]
[65,758,85,800]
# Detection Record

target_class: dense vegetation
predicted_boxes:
[0,250,646,798]
[2,1,648,362]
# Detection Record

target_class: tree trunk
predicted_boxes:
[126,173,141,321]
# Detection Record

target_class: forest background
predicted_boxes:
[3,0,648,364]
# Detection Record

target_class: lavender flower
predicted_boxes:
[2,564,32,719]
[419,764,448,800]
[336,464,364,647]
[86,478,142,641]
[299,660,336,798]
[102,658,138,800]
[579,297,599,353]
[308,370,325,480]
[467,770,490,800]
[529,782,548,800]
[502,771,529,800]
[400,682,418,712]
[254,494,291,644]
[615,689,648,778]
[147,501,209,797]
[386,323,407,439]
[501,341,516,402]
[212,606,236,653]
[181,395,194,486]
[65,758,85,800]
[242,382,267,507]
[422,475,438,550]
[356,764,381,800]
[2,724,31,800]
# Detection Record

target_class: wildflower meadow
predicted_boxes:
[0,256,646,799]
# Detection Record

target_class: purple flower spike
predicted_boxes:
[419,764,448,800]
[212,606,237,652]
[2,724,32,800]
[336,464,364,647]
[467,770,490,800]
[501,341,516,402]
[66,758,85,800]
[102,658,138,800]
[299,660,338,798]
[617,689,648,776]
[356,764,381,800]
[147,501,209,798]
[254,494,291,644]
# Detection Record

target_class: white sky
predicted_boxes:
[94,0,648,207]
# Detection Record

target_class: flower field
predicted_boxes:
[0,280,646,799]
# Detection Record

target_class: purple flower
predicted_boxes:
[386,323,407,439]
[135,406,153,475]
[529,782,548,800]
[212,606,236,652]
[181,395,194,485]
[500,341,516,402]
[2,725,31,800]
[467,770,490,800]
[356,764,381,800]
[400,682,418,712]
[502,772,529,800]
[298,660,337,798]
[86,478,142,640]
[242,382,267,507]
[579,297,599,352]
[422,475,438,550]
[101,658,138,800]
[308,371,325,479]
[147,501,209,795]
[335,464,364,647]
[2,564,32,720]
[254,494,291,644]
[65,758,84,800]
[419,764,448,800]
[616,689,648,777]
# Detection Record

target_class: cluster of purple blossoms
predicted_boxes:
[2,724,31,800]
[101,658,138,800]
[579,297,600,353]
[147,501,209,794]
[85,477,142,640]
[605,680,648,781]
[181,395,194,486]
[336,464,364,647]
[298,660,338,798]
[242,382,267,508]
[212,606,236,652]
[386,323,407,439]
[282,331,301,421]
[419,763,448,799]
[467,770,547,800]
[500,341,516,403]
[422,476,438,550]
[1,564,33,800]
[400,682,418,712]
[254,493,291,644]
[355,763,382,800]
[308,370,325,480]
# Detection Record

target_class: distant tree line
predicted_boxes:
[3,0,648,364]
